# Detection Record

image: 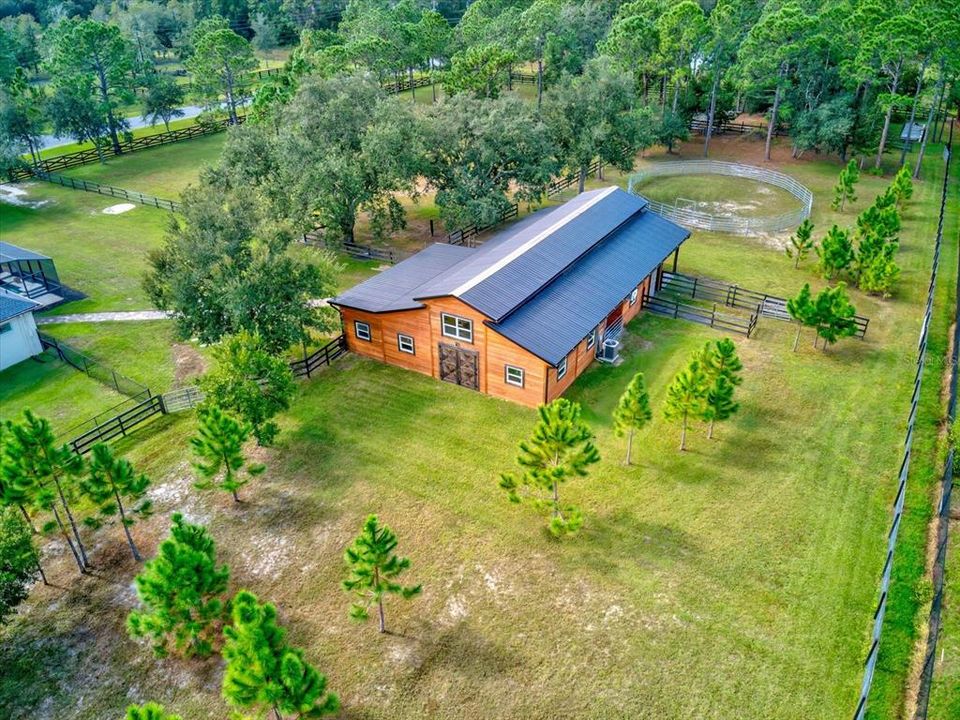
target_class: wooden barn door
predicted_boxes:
[437,343,479,390]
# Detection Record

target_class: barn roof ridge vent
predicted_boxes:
[448,185,620,298]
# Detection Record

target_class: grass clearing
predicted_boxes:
[630,173,803,217]
[0,138,955,720]
[58,134,225,198]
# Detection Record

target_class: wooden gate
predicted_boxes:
[438,344,479,390]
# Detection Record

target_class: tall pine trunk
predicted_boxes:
[792,325,802,352]
[536,57,544,110]
[704,65,721,158]
[708,418,715,439]
[875,59,903,169]
[625,428,634,465]
[915,72,945,179]
[55,476,89,569]
[679,412,687,451]
[114,490,142,561]
[765,64,786,161]
[900,57,929,166]
[19,504,36,533]
[52,504,84,573]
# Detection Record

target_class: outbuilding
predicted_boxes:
[0,288,43,371]
[331,187,690,407]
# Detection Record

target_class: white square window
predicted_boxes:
[0,322,10,335]
[556,357,567,380]
[505,365,524,387]
[630,288,639,306]
[585,328,596,350]
[354,320,371,341]
[397,333,415,354]
[441,313,473,342]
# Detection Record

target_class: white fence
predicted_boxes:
[627,161,814,235]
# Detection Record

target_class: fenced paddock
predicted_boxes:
[642,292,758,337]
[627,161,814,235]
[659,271,870,339]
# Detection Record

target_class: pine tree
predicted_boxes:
[859,245,901,297]
[816,224,855,280]
[703,376,739,440]
[127,514,230,658]
[190,406,265,504]
[613,372,652,465]
[1,411,89,573]
[222,590,339,719]
[785,218,815,268]
[700,338,743,439]
[812,283,858,350]
[786,283,817,351]
[125,702,182,720]
[891,164,914,208]
[81,444,152,562]
[499,398,601,536]
[342,515,422,634]
[0,506,40,625]
[830,159,859,211]
[662,359,708,451]
[0,425,47,585]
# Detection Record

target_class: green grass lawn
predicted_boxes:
[630,173,803,217]
[58,133,225,198]
[0,138,955,720]
[1,182,169,314]
[0,349,128,433]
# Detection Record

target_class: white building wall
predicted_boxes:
[0,312,42,371]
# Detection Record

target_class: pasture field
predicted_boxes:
[0,135,956,720]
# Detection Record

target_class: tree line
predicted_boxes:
[6,0,958,175]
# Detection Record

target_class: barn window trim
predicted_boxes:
[505,365,524,387]
[354,320,371,341]
[556,357,568,380]
[441,313,473,343]
[585,328,597,350]
[397,333,415,354]
[630,288,639,306]
[0,322,11,335]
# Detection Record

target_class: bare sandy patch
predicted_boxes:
[102,203,136,215]
[1,183,50,208]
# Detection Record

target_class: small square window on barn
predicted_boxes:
[441,313,473,342]
[585,328,597,350]
[630,288,639,306]
[354,320,371,341]
[556,357,567,380]
[0,322,11,335]
[505,365,524,387]
[398,333,415,354]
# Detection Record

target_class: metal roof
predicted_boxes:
[0,242,50,264]
[331,243,473,312]
[412,188,649,320]
[0,288,40,322]
[490,211,689,366]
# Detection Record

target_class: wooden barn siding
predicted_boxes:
[425,297,547,407]
[545,272,654,403]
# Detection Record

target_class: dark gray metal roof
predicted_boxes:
[490,211,690,366]
[0,288,40,322]
[0,242,50,264]
[331,243,473,312]
[412,187,649,320]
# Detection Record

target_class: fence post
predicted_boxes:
[112,370,121,393]
[692,277,698,299]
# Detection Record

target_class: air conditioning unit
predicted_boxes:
[597,338,620,364]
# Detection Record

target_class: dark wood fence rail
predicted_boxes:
[660,271,870,339]
[33,171,182,211]
[642,292,759,337]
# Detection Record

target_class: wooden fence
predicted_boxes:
[67,395,164,455]
[289,335,348,378]
[5,117,246,181]
[642,292,759,337]
[33,171,182,211]
[659,271,870,339]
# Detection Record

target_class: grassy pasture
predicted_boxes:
[0,137,955,720]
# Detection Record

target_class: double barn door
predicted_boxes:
[438,343,479,390]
